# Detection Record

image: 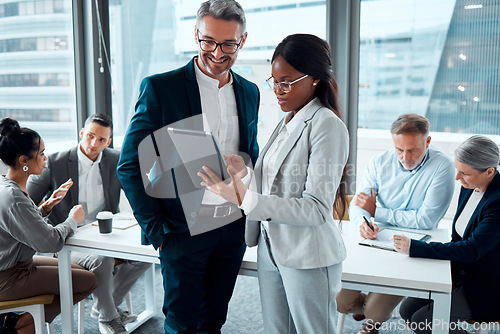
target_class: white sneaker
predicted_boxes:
[98,318,129,334]
[92,307,137,325]
[117,308,137,325]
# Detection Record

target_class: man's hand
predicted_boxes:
[359,221,379,239]
[41,178,73,214]
[353,188,377,217]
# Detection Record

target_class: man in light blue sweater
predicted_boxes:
[336,113,455,334]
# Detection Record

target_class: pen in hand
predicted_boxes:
[363,216,378,240]
[363,216,375,232]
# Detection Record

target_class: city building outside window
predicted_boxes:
[0,0,77,145]
[358,0,500,135]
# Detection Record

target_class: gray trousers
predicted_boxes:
[257,230,343,334]
[71,252,150,321]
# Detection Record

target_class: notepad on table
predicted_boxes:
[359,227,431,251]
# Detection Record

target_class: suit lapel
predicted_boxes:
[462,173,500,237]
[265,120,307,188]
[254,120,284,193]
[453,188,472,223]
[453,173,500,239]
[68,147,79,204]
[265,103,321,188]
[100,150,110,209]
[184,58,203,129]
[232,73,249,153]
[463,196,486,238]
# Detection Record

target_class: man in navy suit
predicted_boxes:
[117,1,259,333]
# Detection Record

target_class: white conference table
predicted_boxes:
[339,222,452,334]
[57,216,258,333]
[58,217,451,334]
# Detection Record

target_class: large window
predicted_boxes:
[0,36,68,53]
[0,0,66,18]
[108,0,326,146]
[0,73,70,87]
[355,0,500,211]
[0,0,77,143]
[358,0,500,135]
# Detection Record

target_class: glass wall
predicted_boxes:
[108,0,326,146]
[358,0,500,135]
[0,0,77,142]
[3,0,498,153]
[426,0,500,134]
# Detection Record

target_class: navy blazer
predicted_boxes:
[410,172,500,322]
[27,146,122,226]
[117,57,260,249]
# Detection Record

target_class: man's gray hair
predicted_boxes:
[390,113,430,136]
[455,135,500,172]
[196,0,246,34]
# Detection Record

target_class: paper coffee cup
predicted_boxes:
[96,211,113,234]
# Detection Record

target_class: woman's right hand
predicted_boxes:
[224,154,247,179]
[69,204,85,224]
[41,178,73,214]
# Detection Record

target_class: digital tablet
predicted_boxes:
[167,128,230,188]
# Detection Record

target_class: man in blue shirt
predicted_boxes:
[336,113,455,334]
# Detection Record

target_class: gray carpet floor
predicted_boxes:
[50,265,498,333]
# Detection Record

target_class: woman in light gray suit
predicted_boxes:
[199,34,349,334]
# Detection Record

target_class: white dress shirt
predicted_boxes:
[455,190,484,237]
[194,59,241,205]
[77,144,105,222]
[241,100,314,229]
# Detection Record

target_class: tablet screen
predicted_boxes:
[167,128,229,188]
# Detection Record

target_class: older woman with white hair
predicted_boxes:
[393,135,500,333]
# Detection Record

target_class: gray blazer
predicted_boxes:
[27,146,121,226]
[245,99,348,269]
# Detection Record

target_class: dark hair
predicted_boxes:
[197,0,246,34]
[390,113,429,136]
[0,117,41,167]
[272,33,347,220]
[84,113,113,132]
[272,33,342,119]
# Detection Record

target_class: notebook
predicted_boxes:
[359,227,431,251]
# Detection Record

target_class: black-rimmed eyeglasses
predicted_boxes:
[197,30,243,54]
[266,75,309,93]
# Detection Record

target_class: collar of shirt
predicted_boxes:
[77,143,102,170]
[279,97,319,135]
[194,57,233,90]
[397,149,430,174]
